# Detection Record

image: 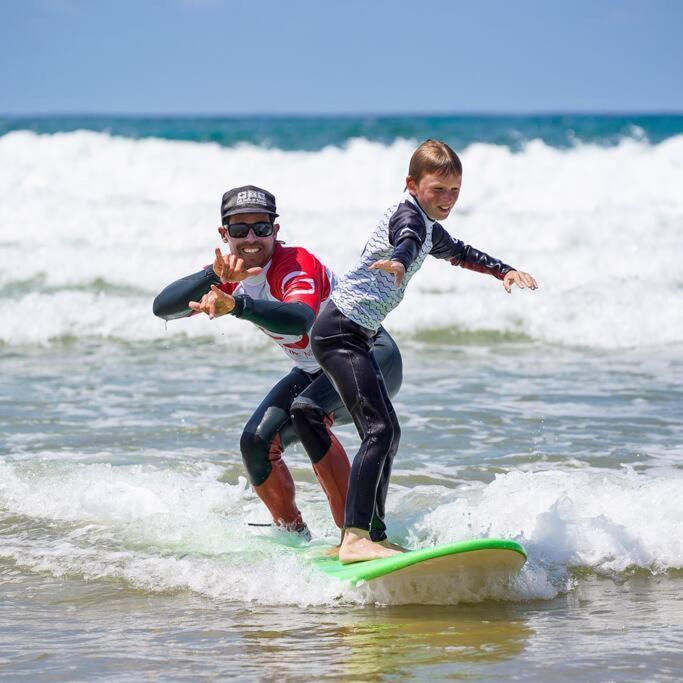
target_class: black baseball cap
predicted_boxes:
[221,185,278,225]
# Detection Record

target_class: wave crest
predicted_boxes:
[1,131,682,349]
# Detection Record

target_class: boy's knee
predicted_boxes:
[239,430,271,486]
[372,421,396,454]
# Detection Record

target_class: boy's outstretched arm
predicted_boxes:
[430,224,538,293]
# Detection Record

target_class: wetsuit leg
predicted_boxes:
[366,356,401,541]
[310,302,401,538]
[240,368,313,532]
[290,326,403,535]
[289,377,350,530]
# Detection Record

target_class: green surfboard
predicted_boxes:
[304,538,527,585]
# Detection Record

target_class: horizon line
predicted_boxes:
[2,109,683,119]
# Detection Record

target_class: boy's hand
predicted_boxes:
[369,259,406,287]
[503,270,538,294]
[213,248,263,283]
[189,285,236,319]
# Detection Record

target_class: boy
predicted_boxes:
[311,140,538,563]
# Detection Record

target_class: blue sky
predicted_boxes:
[1,0,681,114]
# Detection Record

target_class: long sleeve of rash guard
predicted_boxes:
[231,296,315,335]
[152,266,219,320]
[391,235,421,272]
[153,267,315,334]
[430,224,514,280]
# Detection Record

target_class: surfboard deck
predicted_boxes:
[303,538,526,585]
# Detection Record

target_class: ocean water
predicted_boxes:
[1,115,682,680]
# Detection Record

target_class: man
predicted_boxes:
[153,186,402,540]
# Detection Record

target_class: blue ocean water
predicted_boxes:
[2,113,682,150]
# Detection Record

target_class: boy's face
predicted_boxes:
[406,172,461,221]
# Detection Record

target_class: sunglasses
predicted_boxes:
[220,221,274,239]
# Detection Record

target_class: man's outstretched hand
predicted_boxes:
[189,285,236,319]
[503,270,539,293]
[213,248,263,283]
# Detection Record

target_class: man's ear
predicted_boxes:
[405,176,417,194]
[273,223,280,237]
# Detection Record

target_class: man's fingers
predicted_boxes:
[225,253,238,279]
[211,284,230,299]
[217,248,227,269]
[213,248,226,278]
[235,257,244,272]
[190,295,211,313]
[246,267,263,276]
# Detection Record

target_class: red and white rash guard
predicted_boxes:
[217,242,334,372]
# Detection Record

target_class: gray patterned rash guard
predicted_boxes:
[331,193,515,331]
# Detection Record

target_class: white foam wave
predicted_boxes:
[405,468,683,575]
[1,457,680,605]
[1,131,682,348]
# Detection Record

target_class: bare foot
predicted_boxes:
[322,529,345,557]
[379,539,409,552]
[338,528,403,564]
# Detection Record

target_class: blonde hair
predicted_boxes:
[408,139,462,183]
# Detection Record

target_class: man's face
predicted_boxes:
[220,212,280,269]
[406,172,462,221]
